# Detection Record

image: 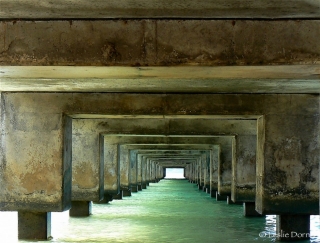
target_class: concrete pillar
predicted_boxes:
[142,156,148,187]
[0,93,73,212]
[119,145,131,197]
[122,189,132,197]
[18,211,51,240]
[227,196,242,205]
[95,193,113,204]
[113,190,123,200]
[137,154,143,189]
[146,158,151,184]
[192,162,196,183]
[210,190,217,198]
[131,185,139,192]
[72,120,104,204]
[200,153,206,189]
[69,201,92,217]
[210,145,220,198]
[243,202,263,217]
[216,191,228,201]
[203,151,211,192]
[197,158,203,190]
[103,137,121,200]
[231,135,257,203]
[276,215,310,241]
[129,150,138,192]
[217,137,234,197]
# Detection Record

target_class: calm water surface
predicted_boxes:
[1,179,319,243]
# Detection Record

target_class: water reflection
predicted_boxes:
[0,180,319,243]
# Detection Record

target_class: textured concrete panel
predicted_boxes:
[0,20,319,66]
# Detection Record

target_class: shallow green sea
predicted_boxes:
[1,179,319,243]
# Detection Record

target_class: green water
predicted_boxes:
[1,179,320,242]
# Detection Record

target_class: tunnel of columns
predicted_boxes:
[0,0,320,242]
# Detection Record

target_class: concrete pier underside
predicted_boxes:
[0,94,319,216]
[0,3,320,240]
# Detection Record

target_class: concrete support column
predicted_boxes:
[243,202,263,217]
[227,196,242,205]
[131,185,139,192]
[200,153,206,188]
[72,121,104,205]
[276,215,310,241]
[122,188,132,197]
[210,145,220,198]
[158,165,162,180]
[216,191,228,201]
[203,151,211,192]
[113,190,123,200]
[137,154,143,190]
[192,161,197,184]
[196,158,202,189]
[141,156,147,187]
[69,201,92,217]
[231,135,257,203]
[95,193,113,204]
[129,150,138,192]
[146,158,151,184]
[150,161,155,182]
[210,190,217,198]
[120,145,131,197]
[141,156,148,190]
[103,137,120,203]
[218,137,233,197]
[18,211,51,240]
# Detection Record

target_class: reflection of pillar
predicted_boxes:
[69,201,92,217]
[276,215,310,241]
[18,211,51,240]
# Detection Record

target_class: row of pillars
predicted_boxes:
[18,158,165,240]
[185,160,311,242]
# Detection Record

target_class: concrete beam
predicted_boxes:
[1,0,319,19]
[0,20,319,68]
[1,65,319,93]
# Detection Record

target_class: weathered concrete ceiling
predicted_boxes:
[0,0,319,19]
[1,65,319,93]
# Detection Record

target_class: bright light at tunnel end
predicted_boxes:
[165,168,185,179]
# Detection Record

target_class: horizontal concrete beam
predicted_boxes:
[0,0,319,19]
[1,65,319,93]
[0,20,319,68]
